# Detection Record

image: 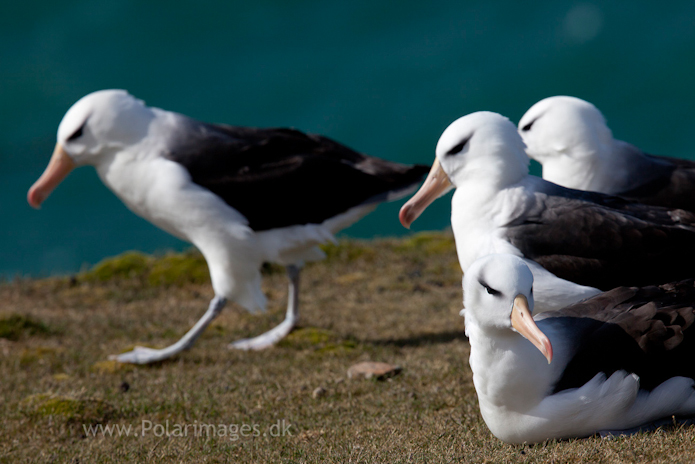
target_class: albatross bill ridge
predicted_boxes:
[28,89,429,364]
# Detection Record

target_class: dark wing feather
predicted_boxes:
[544,279,695,393]
[645,153,695,168]
[506,183,695,289]
[164,117,429,231]
[616,153,695,212]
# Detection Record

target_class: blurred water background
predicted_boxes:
[3,1,695,277]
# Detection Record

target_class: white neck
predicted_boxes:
[541,139,636,195]
[450,179,532,271]
[466,317,552,411]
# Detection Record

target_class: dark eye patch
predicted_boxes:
[446,135,471,156]
[479,279,501,297]
[67,122,85,141]
[520,118,537,132]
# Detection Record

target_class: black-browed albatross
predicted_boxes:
[399,111,695,312]
[518,96,695,212]
[28,89,428,364]
[462,253,695,443]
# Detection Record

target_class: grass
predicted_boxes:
[0,314,52,340]
[1,231,694,462]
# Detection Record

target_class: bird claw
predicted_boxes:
[229,335,281,351]
[109,346,169,364]
[229,320,295,351]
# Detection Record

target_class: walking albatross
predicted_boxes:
[399,111,695,312]
[463,253,695,443]
[28,89,428,364]
[518,96,695,211]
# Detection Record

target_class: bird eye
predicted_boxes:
[479,279,501,296]
[520,119,536,132]
[485,285,501,296]
[446,136,471,156]
[67,123,85,141]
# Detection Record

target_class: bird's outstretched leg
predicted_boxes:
[110,295,227,364]
[229,265,300,351]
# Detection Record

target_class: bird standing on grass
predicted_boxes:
[28,89,428,364]
[399,111,695,312]
[462,253,695,444]
[518,96,695,212]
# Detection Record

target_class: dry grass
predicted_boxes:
[1,232,694,463]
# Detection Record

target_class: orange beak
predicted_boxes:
[27,143,76,209]
[399,158,452,228]
[510,294,553,364]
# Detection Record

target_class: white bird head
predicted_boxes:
[28,89,155,208]
[518,96,613,165]
[462,254,552,364]
[399,111,529,228]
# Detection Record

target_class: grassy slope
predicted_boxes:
[1,232,694,463]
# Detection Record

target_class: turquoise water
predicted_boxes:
[3,1,695,277]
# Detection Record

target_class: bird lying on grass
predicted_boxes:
[462,253,695,444]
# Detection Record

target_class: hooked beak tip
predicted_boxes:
[398,205,413,229]
[27,186,44,209]
[543,339,554,364]
[397,158,451,229]
[27,143,76,209]
[511,293,553,364]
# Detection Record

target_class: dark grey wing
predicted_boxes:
[616,151,695,212]
[163,117,429,231]
[646,153,695,168]
[506,183,695,289]
[543,279,695,393]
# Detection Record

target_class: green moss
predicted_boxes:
[278,327,358,355]
[19,346,60,366]
[90,360,134,374]
[148,251,209,286]
[83,251,152,282]
[80,249,210,287]
[320,241,376,263]
[315,339,357,355]
[21,394,115,423]
[35,396,82,418]
[393,232,456,255]
[284,327,335,345]
[0,314,51,341]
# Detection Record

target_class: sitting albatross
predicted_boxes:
[399,111,695,312]
[28,89,428,364]
[518,96,695,212]
[462,253,695,443]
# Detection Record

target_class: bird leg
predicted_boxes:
[229,265,300,350]
[110,295,227,364]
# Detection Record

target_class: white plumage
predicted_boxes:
[28,90,427,363]
[399,111,695,312]
[518,96,695,212]
[463,253,695,444]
